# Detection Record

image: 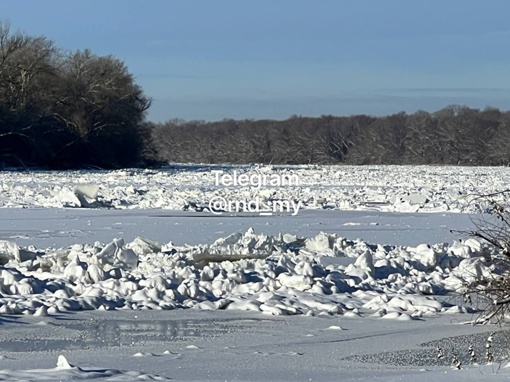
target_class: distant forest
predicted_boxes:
[146,107,510,166]
[1,22,509,169]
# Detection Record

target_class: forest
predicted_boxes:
[147,107,510,166]
[1,22,509,169]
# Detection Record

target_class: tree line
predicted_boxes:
[147,106,510,166]
[1,21,510,169]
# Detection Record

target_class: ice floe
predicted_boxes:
[0,165,505,212]
[0,228,494,319]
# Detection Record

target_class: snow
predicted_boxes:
[0,164,503,212]
[0,228,485,317]
[0,353,169,380]
[0,165,508,380]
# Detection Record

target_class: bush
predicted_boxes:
[463,190,510,323]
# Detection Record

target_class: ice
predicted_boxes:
[0,354,170,380]
[56,355,73,369]
[0,165,504,213]
[74,184,100,207]
[0,164,507,380]
[0,227,489,320]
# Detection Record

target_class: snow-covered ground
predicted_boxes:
[0,165,509,381]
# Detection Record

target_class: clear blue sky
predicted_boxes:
[2,0,510,121]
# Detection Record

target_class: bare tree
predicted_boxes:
[461,191,510,324]
[0,21,151,168]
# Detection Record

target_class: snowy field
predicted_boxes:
[0,165,510,381]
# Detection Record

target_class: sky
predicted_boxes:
[2,0,510,122]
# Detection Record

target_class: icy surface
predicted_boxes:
[0,164,503,212]
[0,164,508,381]
[0,310,509,381]
[0,207,477,249]
[0,353,169,380]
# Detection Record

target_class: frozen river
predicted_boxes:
[0,208,477,248]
